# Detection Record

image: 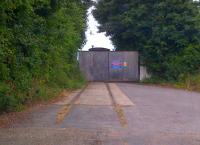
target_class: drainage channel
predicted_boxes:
[106,83,128,128]
[56,83,89,124]
[106,83,117,106]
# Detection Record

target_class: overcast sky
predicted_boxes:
[82,5,115,50]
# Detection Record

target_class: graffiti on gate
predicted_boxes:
[111,60,128,70]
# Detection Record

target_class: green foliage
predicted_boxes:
[94,0,200,80]
[175,74,200,92]
[143,73,200,92]
[0,0,87,112]
[0,83,13,111]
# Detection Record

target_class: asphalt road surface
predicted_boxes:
[0,82,200,145]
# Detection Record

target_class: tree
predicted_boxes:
[94,0,200,80]
[0,0,87,111]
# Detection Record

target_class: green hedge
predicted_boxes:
[0,0,87,112]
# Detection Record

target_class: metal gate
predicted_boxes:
[79,51,139,82]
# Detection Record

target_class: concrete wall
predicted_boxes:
[140,66,151,81]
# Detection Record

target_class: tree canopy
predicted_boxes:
[0,0,88,111]
[94,0,200,80]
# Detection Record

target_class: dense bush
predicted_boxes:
[0,0,88,112]
[94,0,200,81]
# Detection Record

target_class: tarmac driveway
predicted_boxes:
[0,82,200,145]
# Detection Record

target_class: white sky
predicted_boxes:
[82,0,199,50]
[82,5,115,50]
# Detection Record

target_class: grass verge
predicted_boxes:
[0,77,85,113]
[142,74,200,92]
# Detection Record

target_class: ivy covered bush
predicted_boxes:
[0,0,88,112]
